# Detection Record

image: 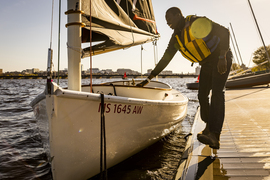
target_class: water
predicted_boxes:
[0,78,199,180]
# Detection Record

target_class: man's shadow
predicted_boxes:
[183,146,229,180]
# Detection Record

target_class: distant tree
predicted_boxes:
[252,45,270,71]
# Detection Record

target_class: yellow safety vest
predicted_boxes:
[175,15,220,63]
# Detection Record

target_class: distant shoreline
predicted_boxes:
[0,74,198,79]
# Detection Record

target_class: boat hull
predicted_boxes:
[32,81,188,180]
[226,72,270,88]
[186,72,270,90]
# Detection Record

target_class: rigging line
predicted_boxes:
[47,0,54,94]
[49,0,54,49]
[141,45,143,79]
[57,0,62,85]
[100,93,107,180]
[152,40,158,66]
[248,53,253,67]
[247,0,270,65]
[153,40,159,81]
[125,0,135,44]
[52,63,56,79]
[100,93,104,178]
[153,41,156,66]
[229,23,244,66]
[90,0,93,92]
[229,29,240,66]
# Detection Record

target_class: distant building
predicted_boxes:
[147,69,173,75]
[0,69,2,75]
[99,70,106,74]
[160,70,173,75]
[117,68,133,75]
[25,69,32,74]
[103,69,113,74]
[87,68,99,74]
[195,66,201,75]
[32,68,39,73]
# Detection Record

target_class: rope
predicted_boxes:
[66,43,84,54]
[47,0,55,93]
[57,0,61,85]
[152,40,159,81]
[90,0,93,92]
[100,93,107,180]
[141,45,143,79]
[152,40,158,66]
[109,83,117,96]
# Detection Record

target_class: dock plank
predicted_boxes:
[175,86,270,180]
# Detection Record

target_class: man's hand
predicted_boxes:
[136,74,154,87]
[217,58,227,75]
[136,79,149,87]
[217,50,227,75]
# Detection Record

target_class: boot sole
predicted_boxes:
[209,144,220,149]
[197,134,210,145]
[197,134,220,149]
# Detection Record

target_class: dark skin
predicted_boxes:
[165,11,184,30]
[137,11,227,87]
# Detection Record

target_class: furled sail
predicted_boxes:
[81,0,159,58]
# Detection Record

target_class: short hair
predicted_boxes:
[166,7,182,16]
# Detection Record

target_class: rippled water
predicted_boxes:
[0,78,199,180]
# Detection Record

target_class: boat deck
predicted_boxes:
[175,86,270,180]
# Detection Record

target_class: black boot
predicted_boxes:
[197,123,210,144]
[198,123,210,135]
[198,132,220,149]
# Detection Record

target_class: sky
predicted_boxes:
[1,0,270,74]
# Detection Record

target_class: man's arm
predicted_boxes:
[212,22,230,74]
[137,35,178,87]
[212,21,230,51]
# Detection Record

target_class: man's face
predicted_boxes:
[166,12,181,30]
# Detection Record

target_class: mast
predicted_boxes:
[66,0,85,91]
[247,0,270,64]
[229,23,244,66]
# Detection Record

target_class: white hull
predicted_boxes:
[31,80,188,180]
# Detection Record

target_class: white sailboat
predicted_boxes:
[31,0,188,179]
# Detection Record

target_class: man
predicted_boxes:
[137,7,232,149]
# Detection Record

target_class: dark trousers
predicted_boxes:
[198,50,232,134]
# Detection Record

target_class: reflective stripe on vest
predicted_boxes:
[175,16,220,63]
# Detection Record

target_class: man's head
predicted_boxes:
[165,7,184,30]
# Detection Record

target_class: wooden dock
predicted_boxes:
[175,86,270,180]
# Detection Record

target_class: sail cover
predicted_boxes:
[81,0,159,58]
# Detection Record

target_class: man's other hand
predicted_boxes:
[217,58,227,75]
[136,79,149,87]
